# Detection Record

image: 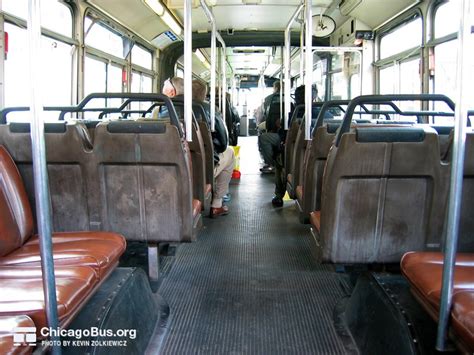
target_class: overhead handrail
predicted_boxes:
[334,94,456,146]
[27,0,61,353]
[284,4,304,130]
[1,93,184,137]
[437,0,472,350]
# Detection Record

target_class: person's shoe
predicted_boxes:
[260,165,275,174]
[223,193,231,203]
[272,196,284,207]
[210,205,229,218]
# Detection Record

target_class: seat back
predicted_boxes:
[457,131,474,252]
[0,146,34,256]
[287,104,327,198]
[320,126,448,263]
[179,102,215,189]
[284,105,304,180]
[300,120,341,216]
[173,101,211,206]
[0,122,93,232]
[93,121,194,242]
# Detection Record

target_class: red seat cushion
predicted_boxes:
[296,185,303,201]
[451,291,474,352]
[193,199,202,218]
[309,211,321,233]
[401,251,474,352]
[0,146,34,257]
[0,266,98,332]
[0,315,34,355]
[0,232,126,279]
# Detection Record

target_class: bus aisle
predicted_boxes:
[158,137,352,354]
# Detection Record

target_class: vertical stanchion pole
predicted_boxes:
[299,18,304,83]
[199,0,218,131]
[284,29,291,130]
[184,0,192,142]
[304,0,312,140]
[27,0,61,353]
[284,4,304,130]
[436,0,471,349]
[279,48,283,124]
[210,23,216,131]
[221,46,226,126]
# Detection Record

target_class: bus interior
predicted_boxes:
[0,0,473,354]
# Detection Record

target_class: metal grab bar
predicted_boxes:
[335,94,456,146]
[0,93,183,137]
[27,0,61,353]
[304,0,313,141]
[284,4,304,131]
[436,0,472,350]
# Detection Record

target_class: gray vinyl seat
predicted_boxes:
[0,122,94,232]
[445,130,474,252]
[296,119,343,223]
[284,105,305,182]
[93,120,200,243]
[315,125,449,263]
[172,101,213,212]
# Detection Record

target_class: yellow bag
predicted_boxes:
[232,146,240,171]
[231,146,241,179]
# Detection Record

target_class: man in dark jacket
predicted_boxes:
[258,81,281,174]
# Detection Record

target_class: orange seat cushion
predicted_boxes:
[0,232,126,279]
[193,199,202,218]
[451,291,474,352]
[296,185,303,201]
[0,315,34,354]
[309,211,321,233]
[0,266,98,332]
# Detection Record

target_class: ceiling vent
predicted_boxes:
[232,49,266,54]
[339,0,362,16]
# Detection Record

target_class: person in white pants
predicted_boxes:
[192,80,235,218]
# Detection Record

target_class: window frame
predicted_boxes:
[374,10,424,95]
[1,4,76,114]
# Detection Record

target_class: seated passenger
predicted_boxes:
[155,77,184,118]
[258,81,281,174]
[272,84,319,207]
[192,80,235,218]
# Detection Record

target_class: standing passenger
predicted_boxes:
[192,80,235,218]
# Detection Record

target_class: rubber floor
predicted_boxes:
[158,137,350,354]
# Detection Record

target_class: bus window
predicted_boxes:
[376,15,422,111]
[312,58,327,101]
[132,45,153,71]
[84,56,124,112]
[85,17,125,58]
[4,23,73,120]
[84,56,107,109]
[379,59,420,118]
[379,65,396,95]
[431,0,474,117]
[2,0,72,37]
[320,51,360,100]
[434,0,474,39]
[130,72,153,113]
[176,68,184,78]
[380,17,422,60]
[349,73,361,98]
